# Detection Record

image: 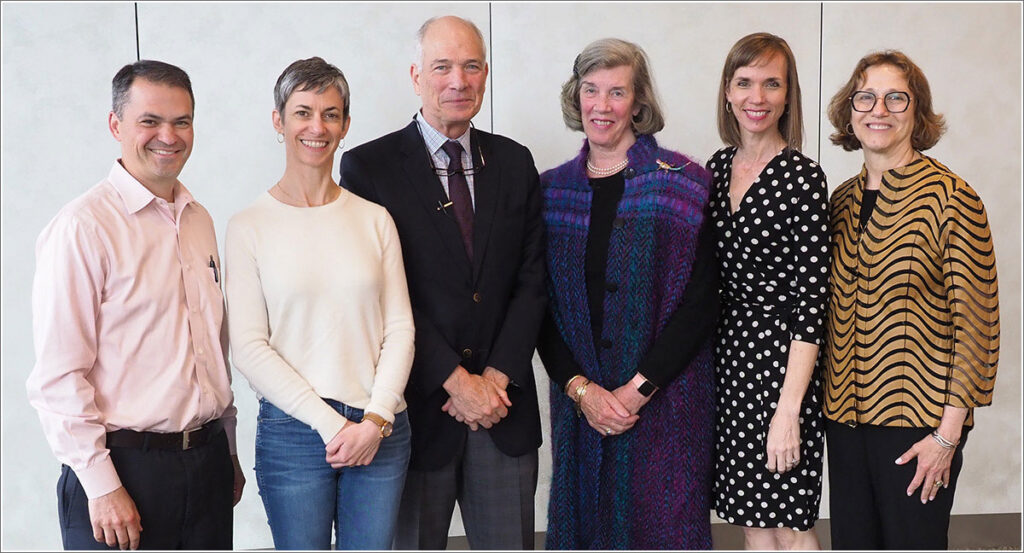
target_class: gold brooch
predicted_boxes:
[656,159,691,172]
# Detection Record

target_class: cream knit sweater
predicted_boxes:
[225,188,414,443]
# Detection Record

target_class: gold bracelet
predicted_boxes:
[572,378,590,418]
[564,374,585,395]
[575,379,591,403]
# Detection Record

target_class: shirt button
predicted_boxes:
[462,348,473,359]
[472,292,482,303]
[197,348,204,355]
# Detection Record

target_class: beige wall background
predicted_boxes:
[2,2,1019,549]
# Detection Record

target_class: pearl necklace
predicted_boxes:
[586,157,629,177]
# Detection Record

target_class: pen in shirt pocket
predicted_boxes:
[209,255,219,283]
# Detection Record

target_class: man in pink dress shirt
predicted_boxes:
[26,60,244,550]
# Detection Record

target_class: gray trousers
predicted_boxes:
[394,429,538,550]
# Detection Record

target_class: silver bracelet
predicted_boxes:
[931,430,957,450]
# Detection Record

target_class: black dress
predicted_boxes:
[707,147,829,530]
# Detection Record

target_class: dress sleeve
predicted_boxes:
[786,162,830,345]
[635,219,720,388]
[941,183,999,408]
[364,213,416,422]
[536,309,582,389]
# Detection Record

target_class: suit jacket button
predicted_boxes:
[600,338,613,349]
[623,167,636,178]
[462,348,473,359]
[605,282,618,292]
[612,217,625,229]
[472,292,482,303]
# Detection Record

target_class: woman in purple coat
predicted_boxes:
[537,38,720,549]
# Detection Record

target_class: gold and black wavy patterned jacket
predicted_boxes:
[823,155,999,428]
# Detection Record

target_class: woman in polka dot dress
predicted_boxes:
[707,33,830,549]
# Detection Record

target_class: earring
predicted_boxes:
[846,123,854,134]
[337,138,346,151]
[277,132,284,143]
[725,102,732,113]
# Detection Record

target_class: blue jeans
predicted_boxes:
[254,398,411,550]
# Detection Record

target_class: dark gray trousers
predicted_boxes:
[394,429,538,550]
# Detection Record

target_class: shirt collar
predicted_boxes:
[414,111,472,159]
[107,160,193,215]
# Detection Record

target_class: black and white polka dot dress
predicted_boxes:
[707,147,829,530]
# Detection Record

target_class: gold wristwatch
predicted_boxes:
[362,412,393,438]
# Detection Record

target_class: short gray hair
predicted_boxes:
[273,57,350,118]
[413,15,487,69]
[560,38,665,135]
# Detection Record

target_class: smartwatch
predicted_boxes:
[636,376,658,397]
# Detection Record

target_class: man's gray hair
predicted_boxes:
[413,15,487,69]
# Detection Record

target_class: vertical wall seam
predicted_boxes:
[817,2,823,162]
[489,2,494,132]
[134,3,140,61]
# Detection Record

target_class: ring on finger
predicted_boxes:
[604,427,613,435]
[934,480,944,488]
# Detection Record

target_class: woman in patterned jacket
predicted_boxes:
[823,50,1000,550]
[536,37,719,549]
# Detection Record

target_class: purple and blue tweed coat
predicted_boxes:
[542,134,715,549]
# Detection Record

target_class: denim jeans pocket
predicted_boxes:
[257,398,298,424]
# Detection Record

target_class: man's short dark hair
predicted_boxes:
[112,60,195,118]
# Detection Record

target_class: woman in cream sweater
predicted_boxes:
[225,57,414,550]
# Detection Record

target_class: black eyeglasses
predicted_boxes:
[413,118,487,178]
[849,90,912,113]
[427,148,487,178]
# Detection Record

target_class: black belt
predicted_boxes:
[106,419,224,451]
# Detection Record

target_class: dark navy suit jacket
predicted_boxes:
[340,121,546,470]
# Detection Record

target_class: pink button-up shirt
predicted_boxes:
[26,161,237,499]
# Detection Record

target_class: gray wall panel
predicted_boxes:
[2,3,139,550]
[2,3,1019,549]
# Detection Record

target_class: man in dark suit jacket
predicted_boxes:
[339,15,546,550]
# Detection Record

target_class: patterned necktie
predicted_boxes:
[441,140,474,258]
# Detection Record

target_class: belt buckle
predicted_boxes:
[181,426,201,450]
